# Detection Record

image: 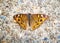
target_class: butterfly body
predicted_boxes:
[13,14,49,30]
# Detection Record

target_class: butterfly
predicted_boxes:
[13,14,49,30]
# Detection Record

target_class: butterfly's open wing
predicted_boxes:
[13,14,28,30]
[30,14,49,30]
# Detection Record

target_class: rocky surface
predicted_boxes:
[0,0,60,43]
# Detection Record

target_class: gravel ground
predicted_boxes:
[0,0,60,43]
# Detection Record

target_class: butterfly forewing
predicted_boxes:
[13,14,28,30]
[30,14,49,30]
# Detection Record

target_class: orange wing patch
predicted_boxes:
[13,14,49,30]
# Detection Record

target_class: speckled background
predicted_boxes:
[0,0,60,43]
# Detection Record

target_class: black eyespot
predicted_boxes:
[18,19,20,21]
[15,14,18,17]
[40,19,42,22]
